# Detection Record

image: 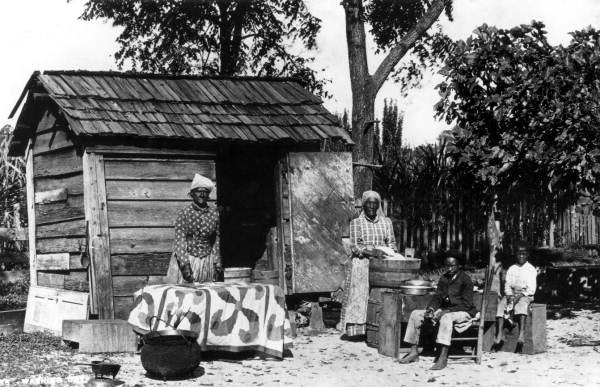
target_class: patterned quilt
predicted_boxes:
[128,282,293,358]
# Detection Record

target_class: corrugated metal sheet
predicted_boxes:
[17,70,350,145]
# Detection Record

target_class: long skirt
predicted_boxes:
[339,257,370,336]
[166,253,214,284]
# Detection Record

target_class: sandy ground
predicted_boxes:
[2,310,600,387]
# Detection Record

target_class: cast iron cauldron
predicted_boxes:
[140,317,202,380]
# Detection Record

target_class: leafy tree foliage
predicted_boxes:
[436,22,600,244]
[78,0,327,94]
[366,0,454,93]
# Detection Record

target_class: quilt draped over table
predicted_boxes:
[128,283,293,358]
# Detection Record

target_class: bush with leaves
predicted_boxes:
[436,22,600,247]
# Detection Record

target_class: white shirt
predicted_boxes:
[504,262,537,297]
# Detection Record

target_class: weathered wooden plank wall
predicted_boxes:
[32,108,88,292]
[103,155,216,319]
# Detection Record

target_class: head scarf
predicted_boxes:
[190,174,215,192]
[361,190,384,218]
[362,190,381,204]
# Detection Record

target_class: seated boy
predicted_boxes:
[494,241,537,348]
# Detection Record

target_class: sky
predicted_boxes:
[2,0,600,145]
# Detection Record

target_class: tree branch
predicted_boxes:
[371,0,447,93]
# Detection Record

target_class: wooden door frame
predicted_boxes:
[82,150,114,319]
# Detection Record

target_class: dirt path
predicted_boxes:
[2,310,599,386]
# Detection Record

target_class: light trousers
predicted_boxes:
[404,309,472,347]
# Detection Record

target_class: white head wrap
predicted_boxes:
[361,190,384,217]
[362,190,381,203]
[190,174,215,192]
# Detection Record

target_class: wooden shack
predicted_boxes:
[9,71,355,325]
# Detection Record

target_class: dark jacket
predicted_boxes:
[427,270,476,316]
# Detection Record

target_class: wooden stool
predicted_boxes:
[62,319,138,353]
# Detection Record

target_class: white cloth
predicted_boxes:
[504,262,537,297]
[361,190,381,203]
[190,173,215,192]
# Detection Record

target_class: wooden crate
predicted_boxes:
[500,303,547,354]
[62,319,138,353]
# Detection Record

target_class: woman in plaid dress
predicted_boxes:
[339,190,397,337]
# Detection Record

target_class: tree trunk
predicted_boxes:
[343,0,375,197]
[342,0,448,197]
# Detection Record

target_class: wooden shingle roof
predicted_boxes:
[10,70,351,154]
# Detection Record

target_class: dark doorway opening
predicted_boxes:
[216,144,279,269]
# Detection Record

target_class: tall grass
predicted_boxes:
[0,125,26,263]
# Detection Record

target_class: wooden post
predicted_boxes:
[83,151,114,319]
[25,141,37,286]
[478,209,500,364]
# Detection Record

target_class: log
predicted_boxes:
[35,194,84,225]
[64,271,89,292]
[111,253,171,276]
[87,145,216,158]
[107,200,187,228]
[37,272,65,288]
[36,253,70,270]
[35,188,68,204]
[35,173,84,196]
[106,179,217,201]
[112,276,148,296]
[35,109,58,133]
[109,227,173,254]
[104,159,215,181]
[36,218,86,238]
[34,148,82,177]
[70,253,89,270]
[33,129,73,155]
[37,237,86,254]
[113,296,134,320]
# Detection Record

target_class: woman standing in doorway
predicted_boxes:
[168,174,221,283]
